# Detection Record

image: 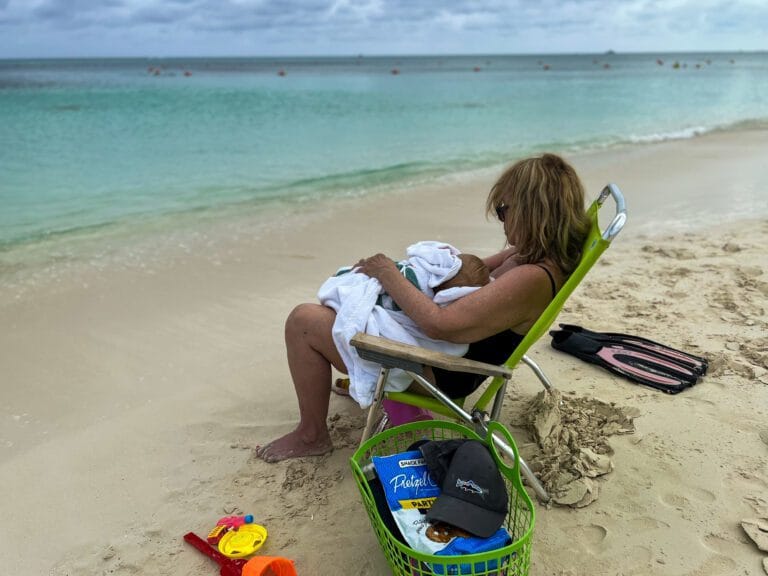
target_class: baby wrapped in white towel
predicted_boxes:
[317,241,490,408]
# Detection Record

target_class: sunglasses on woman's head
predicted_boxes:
[495,203,509,222]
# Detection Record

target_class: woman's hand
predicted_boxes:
[355,253,398,281]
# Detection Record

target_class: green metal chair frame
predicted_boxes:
[351,184,627,502]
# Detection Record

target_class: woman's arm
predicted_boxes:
[356,254,552,344]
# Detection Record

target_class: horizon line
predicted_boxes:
[1,49,765,61]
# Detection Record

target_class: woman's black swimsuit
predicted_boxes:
[432,264,557,398]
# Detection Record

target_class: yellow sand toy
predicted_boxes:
[217,524,268,558]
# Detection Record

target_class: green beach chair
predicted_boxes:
[350,183,627,502]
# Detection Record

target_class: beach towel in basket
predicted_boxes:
[350,420,535,576]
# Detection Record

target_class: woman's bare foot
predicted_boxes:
[255,429,333,463]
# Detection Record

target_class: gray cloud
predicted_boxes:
[32,0,124,21]
[112,0,335,32]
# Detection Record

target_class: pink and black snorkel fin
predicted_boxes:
[549,324,708,394]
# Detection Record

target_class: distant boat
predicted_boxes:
[605,49,616,55]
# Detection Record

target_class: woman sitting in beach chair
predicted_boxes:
[256,153,592,462]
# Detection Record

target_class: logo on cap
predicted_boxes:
[455,478,487,497]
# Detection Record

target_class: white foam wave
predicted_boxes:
[625,126,711,144]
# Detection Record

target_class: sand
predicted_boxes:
[1,127,767,576]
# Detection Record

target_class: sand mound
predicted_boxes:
[522,389,637,507]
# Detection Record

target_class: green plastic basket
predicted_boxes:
[350,420,535,576]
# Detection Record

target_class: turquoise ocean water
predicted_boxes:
[1,53,768,260]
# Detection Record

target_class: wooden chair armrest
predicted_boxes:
[350,332,512,379]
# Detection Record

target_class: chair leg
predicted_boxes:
[521,355,554,391]
[373,412,389,436]
[359,367,390,446]
[490,380,508,421]
[519,457,550,503]
[488,432,551,503]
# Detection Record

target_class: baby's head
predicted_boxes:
[436,254,490,292]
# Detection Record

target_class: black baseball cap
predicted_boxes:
[425,440,508,538]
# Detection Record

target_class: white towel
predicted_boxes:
[317,241,480,408]
[404,240,463,288]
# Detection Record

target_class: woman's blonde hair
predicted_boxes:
[486,153,591,274]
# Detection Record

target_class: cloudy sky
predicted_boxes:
[1,0,766,58]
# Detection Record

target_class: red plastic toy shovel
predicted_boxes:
[184,532,248,576]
